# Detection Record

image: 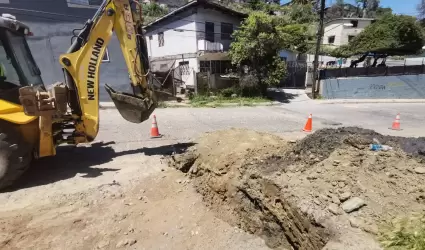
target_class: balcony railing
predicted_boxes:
[197,33,232,52]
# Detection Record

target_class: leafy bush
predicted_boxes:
[379,213,425,250]
[220,88,235,98]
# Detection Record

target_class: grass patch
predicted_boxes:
[157,101,168,108]
[189,95,271,107]
[379,213,425,250]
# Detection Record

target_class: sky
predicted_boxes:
[280,0,421,16]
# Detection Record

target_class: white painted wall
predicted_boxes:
[323,18,373,46]
[144,7,244,87]
[145,8,243,59]
[145,14,197,58]
[195,8,242,51]
[174,57,198,87]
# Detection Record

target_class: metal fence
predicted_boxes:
[280,61,307,88]
[319,65,425,80]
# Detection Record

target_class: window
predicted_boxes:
[178,61,190,75]
[159,64,168,71]
[348,35,355,42]
[200,60,210,72]
[88,0,103,4]
[328,36,335,44]
[7,31,43,86]
[0,39,20,86]
[221,23,233,40]
[205,22,215,42]
[201,60,234,74]
[158,32,164,47]
[350,20,358,27]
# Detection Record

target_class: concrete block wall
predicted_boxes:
[320,74,425,99]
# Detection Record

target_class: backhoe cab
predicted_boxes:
[0,13,45,189]
[0,0,161,190]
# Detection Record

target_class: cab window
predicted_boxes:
[0,39,21,88]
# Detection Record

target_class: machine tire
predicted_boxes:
[0,122,33,190]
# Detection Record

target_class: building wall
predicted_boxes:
[145,6,244,87]
[26,23,131,102]
[195,7,242,51]
[323,19,373,46]
[173,57,198,87]
[0,0,135,102]
[145,14,198,58]
[320,74,425,99]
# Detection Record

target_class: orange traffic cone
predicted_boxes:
[150,114,162,138]
[389,113,402,131]
[303,114,313,132]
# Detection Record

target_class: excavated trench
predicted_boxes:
[167,129,332,250]
[170,151,330,250]
[168,127,425,250]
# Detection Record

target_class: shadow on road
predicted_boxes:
[6,141,195,192]
[267,89,299,103]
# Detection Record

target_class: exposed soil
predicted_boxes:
[168,127,425,250]
[0,170,270,250]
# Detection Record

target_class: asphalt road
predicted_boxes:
[96,100,425,146]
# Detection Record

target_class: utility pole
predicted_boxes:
[311,0,326,99]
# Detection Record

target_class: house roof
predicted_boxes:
[143,0,248,31]
[325,17,375,25]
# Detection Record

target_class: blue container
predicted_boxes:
[370,144,382,151]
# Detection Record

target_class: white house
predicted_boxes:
[143,0,247,89]
[323,17,375,47]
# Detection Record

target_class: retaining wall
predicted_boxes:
[320,74,425,99]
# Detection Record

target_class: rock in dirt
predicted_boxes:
[342,197,366,213]
[328,203,342,215]
[331,195,341,205]
[339,192,352,202]
[414,167,425,174]
[96,240,110,249]
[361,224,379,235]
[348,217,361,228]
[116,239,137,248]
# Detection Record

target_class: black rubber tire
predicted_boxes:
[0,121,33,190]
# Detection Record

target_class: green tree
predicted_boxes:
[355,0,379,17]
[229,11,310,95]
[330,14,425,66]
[142,3,168,17]
[282,2,317,24]
[290,0,315,4]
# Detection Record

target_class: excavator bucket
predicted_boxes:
[104,84,157,124]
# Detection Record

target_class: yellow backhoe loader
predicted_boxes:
[0,0,160,190]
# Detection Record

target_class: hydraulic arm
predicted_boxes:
[18,0,157,157]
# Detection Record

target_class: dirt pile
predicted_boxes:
[168,127,425,250]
